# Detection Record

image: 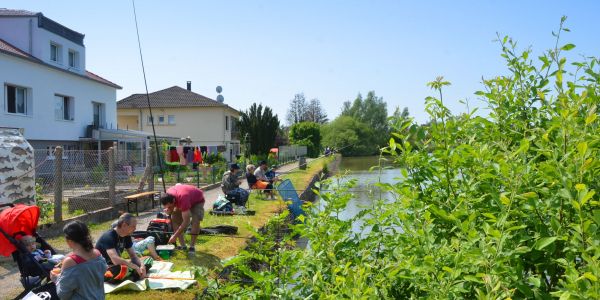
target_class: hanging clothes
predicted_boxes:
[177,146,186,165]
[185,146,194,165]
[169,146,179,163]
[193,147,203,164]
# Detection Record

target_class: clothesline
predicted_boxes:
[163,145,221,166]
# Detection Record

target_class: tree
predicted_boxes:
[239,103,280,155]
[341,91,389,146]
[321,116,378,156]
[286,93,307,125]
[304,98,328,124]
[288,122,321,158]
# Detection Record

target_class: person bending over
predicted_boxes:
[160,184,205,254]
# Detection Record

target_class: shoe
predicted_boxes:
[188,247,195,254]
[175,245,188,251]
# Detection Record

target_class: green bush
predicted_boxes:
[209,19,600,299]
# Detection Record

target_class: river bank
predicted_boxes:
[1,156,337,299]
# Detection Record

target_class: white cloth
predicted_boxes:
[104,261,196,294]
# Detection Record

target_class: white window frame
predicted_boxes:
[158,115,165,125]
[168,115,175,125]
[5,84,29,115]
[68,49,79,69]
[50,42,62,64]
[55,94,74,121]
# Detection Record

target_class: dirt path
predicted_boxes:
[0,160,307,298]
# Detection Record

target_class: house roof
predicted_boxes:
[117,86,240,114]
[0,9,84,45]
[0,38,121,89]
[0,8,37,16]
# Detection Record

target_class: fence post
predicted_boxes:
[147,146,154,191]
[54,146,63,223]
[109,146,116,207]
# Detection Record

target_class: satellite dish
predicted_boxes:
[217,95,224,103]
[216,86,223,94]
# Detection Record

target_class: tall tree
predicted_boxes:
[341,91,389,145]
[289,122,321,158]
[321,116,378,156]
[239,103,280,155]
[304,98,328,124]
[286,93,308,125]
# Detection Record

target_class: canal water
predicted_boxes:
[320,156,400,233]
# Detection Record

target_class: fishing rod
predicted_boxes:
[273,143,356,176]
[131,0,166,193]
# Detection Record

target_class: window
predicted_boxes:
[168,115,175,125]
[68,49,78,68]
[93,102,105,128]
[225,116,229,130]
[55,95,74,121]
[158,115,165,124]
[50,43,61,63]
[147,116,153,124]
[6,85,27,115]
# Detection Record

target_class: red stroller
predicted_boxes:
[0,203,57,296]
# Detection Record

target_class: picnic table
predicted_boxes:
[124,191,159,216]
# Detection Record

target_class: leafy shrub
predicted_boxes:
[210,19,600,299]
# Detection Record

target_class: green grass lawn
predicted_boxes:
[28,158,332,299]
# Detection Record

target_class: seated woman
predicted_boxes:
[246,164,275,199]
[51,220,107,300]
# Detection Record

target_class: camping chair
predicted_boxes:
[275,179,305,221]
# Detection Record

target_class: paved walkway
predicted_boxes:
[0,160,308,298]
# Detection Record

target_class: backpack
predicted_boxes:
[213,195,233,212]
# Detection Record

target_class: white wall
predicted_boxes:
[0,53,117,141]
[0,16,86,75]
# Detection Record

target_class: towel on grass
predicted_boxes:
[104,261,196,294]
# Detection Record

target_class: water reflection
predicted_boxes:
[318,156,401,234]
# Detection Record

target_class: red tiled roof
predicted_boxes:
[0,38,121,89]
[0,38,41,61]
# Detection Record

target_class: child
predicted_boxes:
[21,235,58,271]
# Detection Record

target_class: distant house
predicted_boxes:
[117,83,241,162]
[0,8,126,151]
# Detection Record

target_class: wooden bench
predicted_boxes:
[123,191,159,216]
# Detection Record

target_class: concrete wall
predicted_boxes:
[0,53,117,142]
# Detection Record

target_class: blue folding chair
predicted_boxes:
[276,179,305,220]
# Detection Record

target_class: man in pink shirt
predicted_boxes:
[160,184,205,254]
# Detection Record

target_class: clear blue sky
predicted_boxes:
[4,1,599,124]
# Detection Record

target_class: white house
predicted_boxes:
[0,8,122,151]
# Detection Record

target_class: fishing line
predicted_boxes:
[131,0,166,193]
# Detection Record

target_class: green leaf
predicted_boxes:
[527,276,541,287]
[561,43,576,51]
[534,237,557,250]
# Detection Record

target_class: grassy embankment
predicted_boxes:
[26,156,333,300]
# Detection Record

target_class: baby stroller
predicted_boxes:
[0,203,58,298]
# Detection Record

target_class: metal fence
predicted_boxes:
[32,146,238,225]
[278,145,307,164]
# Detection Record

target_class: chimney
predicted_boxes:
[186,81,191,91]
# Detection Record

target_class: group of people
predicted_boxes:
[23,160,279,299]
[220,160,280,204]
[26,182,206,300]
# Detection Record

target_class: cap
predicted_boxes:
[259,160,267,165]
[230,163,240,170]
